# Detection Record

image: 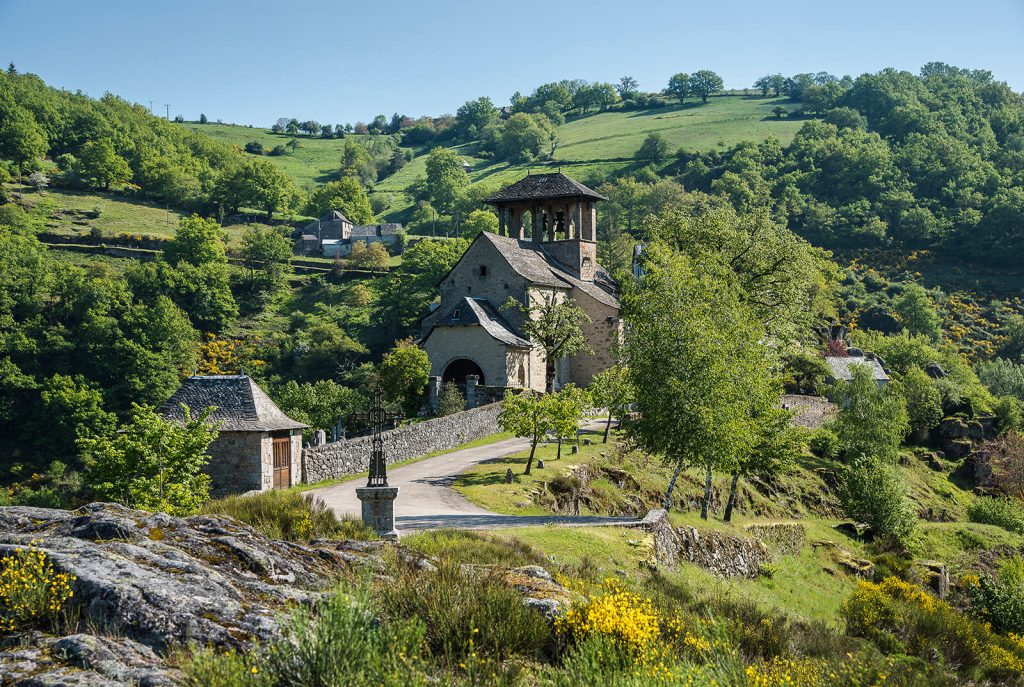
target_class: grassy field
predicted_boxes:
[14,184,185,238]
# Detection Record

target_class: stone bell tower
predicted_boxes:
[484,172,606,282]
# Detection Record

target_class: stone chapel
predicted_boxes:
[419,172,621,394]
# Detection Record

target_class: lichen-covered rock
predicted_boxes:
[0,632,178,686]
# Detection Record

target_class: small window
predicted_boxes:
[452,308,461,320]
[479,265,488,277]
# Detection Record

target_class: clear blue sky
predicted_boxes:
[1,0,1021,126]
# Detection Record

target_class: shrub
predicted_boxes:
[437,382,465,417]
[839,456,917,542]
[401,529,546,568]
[0,542,76,634]
[901,367,943,438]
[967,497,1024,534]
[556,578,661,656]
[828,365,910,462]
[967,558,1024,635]
[201,490,374,542]
[809,428,841,460]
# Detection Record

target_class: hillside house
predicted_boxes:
[159,375,307,495]
[299,210,402,257]
[824,354,890,386]
[420,172,621,393]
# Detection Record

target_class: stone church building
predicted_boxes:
[420,172,621,393]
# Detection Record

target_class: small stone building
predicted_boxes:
[299,210,403,257]
[160,375,307,495]
[824,354,890,386]
[420,172,621,392]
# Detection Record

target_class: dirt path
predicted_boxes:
[307,420,640,531]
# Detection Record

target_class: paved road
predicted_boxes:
[308,420,641,531]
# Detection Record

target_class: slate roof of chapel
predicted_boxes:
[160,375,308,432]
[484,172,607,204]
[425,297,532,348]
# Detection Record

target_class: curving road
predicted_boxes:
[307,421,641,531]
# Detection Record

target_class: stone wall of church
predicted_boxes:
[568,287,622,387]
[302,402,503,484]
[423,326,515,387]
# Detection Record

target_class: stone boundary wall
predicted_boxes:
[302,403,502,484]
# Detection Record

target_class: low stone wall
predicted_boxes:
[302,403,502,483]
[743,523,806,557]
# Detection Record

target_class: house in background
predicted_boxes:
[159,375,307,495]
[824,353,890,387]
[299,210,403,257]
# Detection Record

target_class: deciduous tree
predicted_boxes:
[588,364,633,443]
[498,391,553,475]
[665,73,690,103]
[689,70,724,103]
[503,294,591,392]
[828,364,910,461]
[76,139,132,190]
[305,178,375,224]
[379,338,430,415]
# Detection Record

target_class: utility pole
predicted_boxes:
[148,100,153,114]
[164,104,171,121]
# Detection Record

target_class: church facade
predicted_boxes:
[420,172,621,393]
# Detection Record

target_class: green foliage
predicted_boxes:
[379,338,430,415]
[79,403,217,516]
[967,557,1024,635]
[828,364,909,461]
[782,351,831,395]
[486,112,558,162]
[498,391,551,474]
[271,379,365,437]
[424,146,468,215]
[636,133,670,163]
[437,382,465,417]
[347,240,391,271]
[214,157,298,219]
[809,428,841,460]
[455,96,498,139]
[588,364,634,442]
[547,384,590,455]
[503,294,591,392]
[978,358,1024,401]
[201,490,374,542]
[74,139,132,190]
[665,73,690,102]
[239,224,292,298]
[304,177,374,224]
[893,283,941,341]
[0,95,47,171]
[35,374,116,458]
[839,456,917,542]
[688,70,724,103]
[900,367,943,437]
[164,214,228,267]
[967,497,1024,534]
[460,208,498,238]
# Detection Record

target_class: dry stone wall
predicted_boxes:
[303,403,502,483]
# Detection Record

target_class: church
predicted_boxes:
[420,172,621,393]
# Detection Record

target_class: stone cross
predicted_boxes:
[348,387,403,488]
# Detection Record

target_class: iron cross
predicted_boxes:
[348,387,403,487]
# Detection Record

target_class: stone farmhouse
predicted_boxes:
[299,210,402,258]
[420,172,621,394]
[159,375,307,495]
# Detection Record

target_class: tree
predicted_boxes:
[339,139,376,186]
[893,283,942,341]
[496,113,557,162]
[548,384,590,460]
[199,113,208,124]
[461,209,498,238]
[455,97,498,139]
[665,73,690,103]
[828,364,910,462]
[437,382,465,417]
[272,379,364,439]
[588,364,633,443]
[75,139,132,190]
[379,338,430,415]
[79,403,218,516]
[348,241,390,271]
[425,146,469,214]
[689,70,724,103]
[723,406,801,522]
[240,224,293,295]
[348,283,373,307]
[503,293,591,392]
[901,366,943,439]
[0,104,47,172]
[241,157,298,221]
[617,76,639,99]
[35,374,116,458]
[624,245,773,518]
[164,215,227,267]
[637,133,670,163]
[305,178,375,224]
[772,106,787,119]
[840,455,917,542]
[498,391,552,475]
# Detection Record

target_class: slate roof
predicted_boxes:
[423,297,532,348]
[351,223,404,238]
[824,355,890,382]
[484,172,607,204]
[160,375,308,432]
[325,210,351,223]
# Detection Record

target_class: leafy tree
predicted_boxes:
[617,76,639,99]
[240,157,297,221]
[461,208,498,238]
[288,316,368,382]
[688,70,724,103]
[723,406,801,522]
[840,455,917,542]
[588,364,633,443]
[127,259,237,333]
[379,338,430,415]
[772,106,787,119]
[636,133,670,163]
[199,113,208,124]
[425,146,469,214]
[272,379,364,439]
[79,403,218,516]
[164,215,227,267]
[547,384,590,460]
[35,374,116,458]
[495,112,557,162]
[624,245,773,518]
[339,139,376,186]
[901,366,943,439]
[503,294,591,392]
[978,358,1024,401]
[893,283,942,341]
[0,103,47,172]
[347,283,373,307]
[348,241,390,271]
[75,139,132,189]
[437,382,465,417]
[305,178,375,224]
[665,73,690,103]
[828,364,910,461]
[782,351,831,395]
[239,224,292,296]
[498,391,552,475]
[455,97,498,139]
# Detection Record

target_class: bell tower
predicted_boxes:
[484,172,606,282]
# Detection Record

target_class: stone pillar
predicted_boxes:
[572,201,581,239]
[498,207,506,236]
[547,205,556,242]
[465,374,479,409]
[532,205,542,242]
[427,376,442,414]
[355,486,400,540]
[581,201,596,241]
[510,208,524,239]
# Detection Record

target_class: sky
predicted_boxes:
[1,0,1022,126]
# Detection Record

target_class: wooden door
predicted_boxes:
[272,437,291,489]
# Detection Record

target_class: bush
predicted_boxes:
[437,382,465,417]
[809,428,841,460]
[402,529,546,568]
[0,543,76,634]
[966,557,1024,635]
[201,490,374,542]
[967,497,1024,534]
[839,456,917,542]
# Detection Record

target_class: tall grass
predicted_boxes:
[201,490,374,542]
[402,529,547,567]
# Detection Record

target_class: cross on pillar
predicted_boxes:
[347,387,403,487]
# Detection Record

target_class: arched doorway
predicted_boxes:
[443,358,486,385]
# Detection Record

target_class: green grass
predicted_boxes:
[14,184,185,238]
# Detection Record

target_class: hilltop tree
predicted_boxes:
[665,73,690,103]
[503,294,591,392]
[455,97,498,139]
[76,139,132,190]
[425,146,469,215]
[0,101,48,172]
[305,178,375,224]
[637,133,670,163]
[689,70,724,103]
[617,76,639,99]
[496,112,557,162]
[199,113,208,124]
